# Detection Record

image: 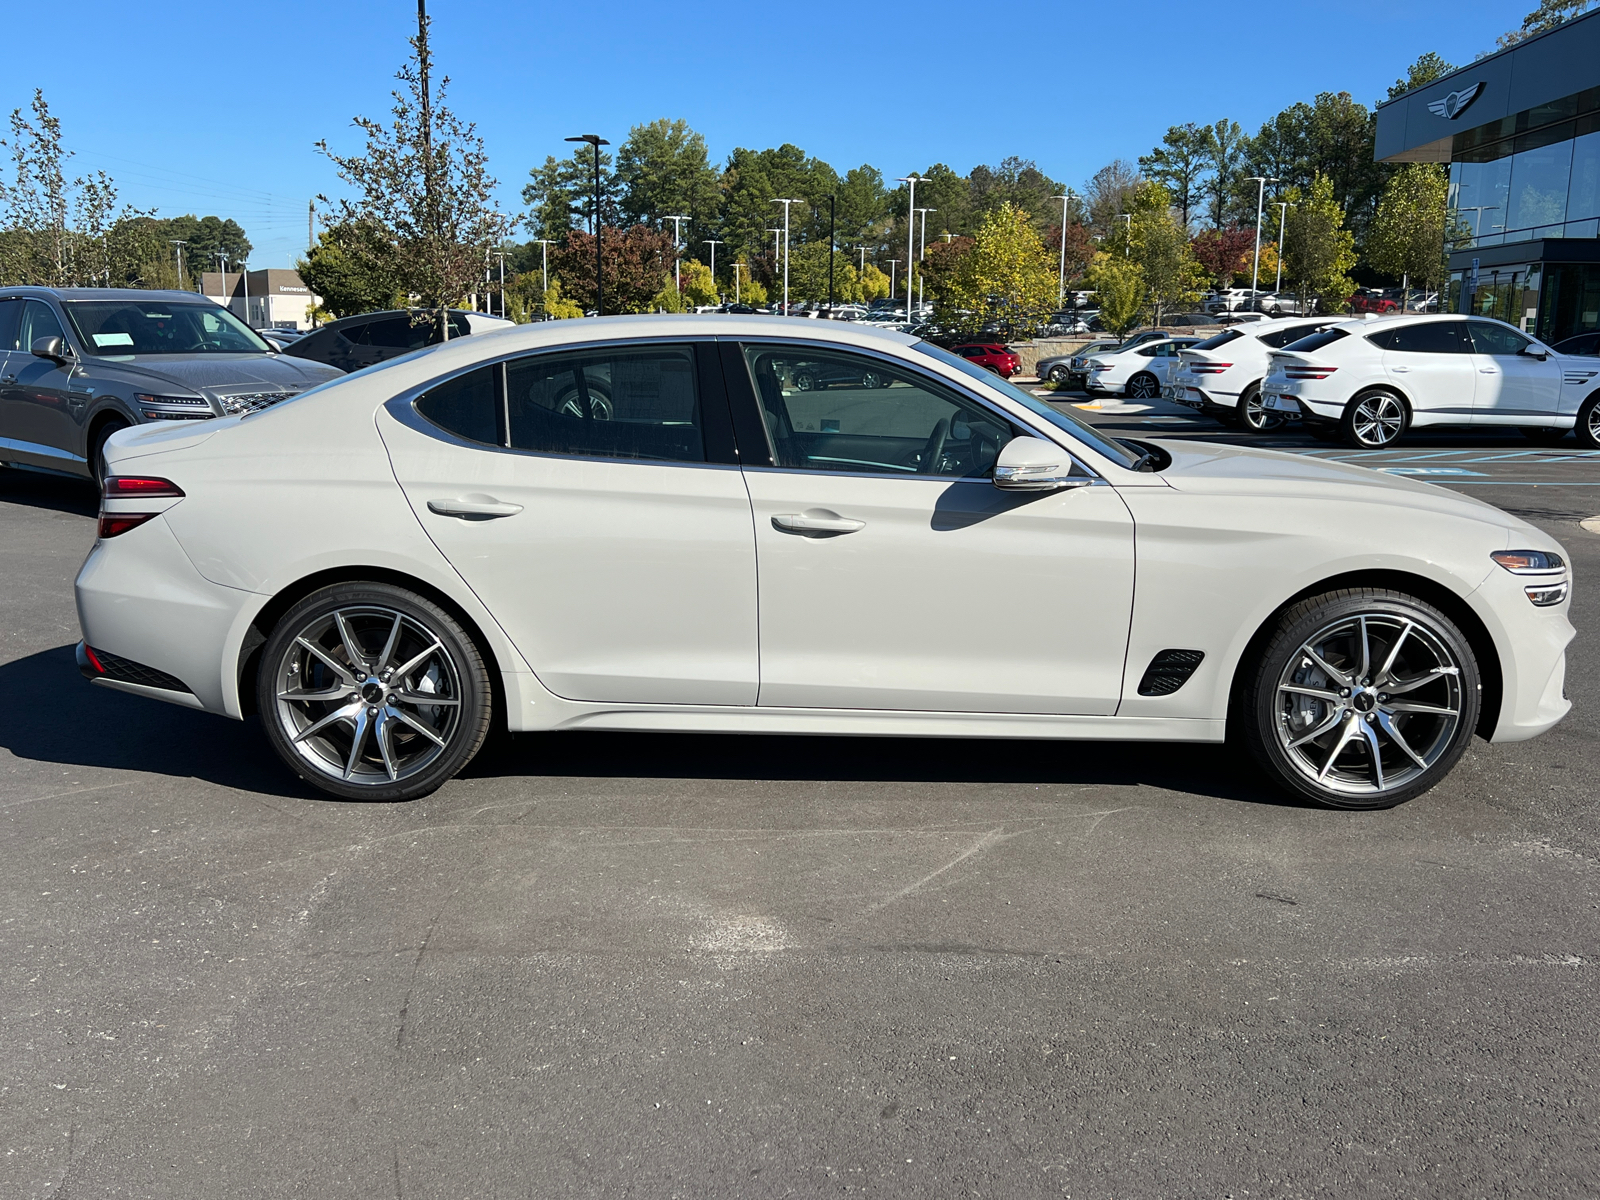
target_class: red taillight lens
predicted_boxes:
[1284,366,1338,380]
[102,476,185,499]
[1190,363,1232,374]
[98,512,158,539]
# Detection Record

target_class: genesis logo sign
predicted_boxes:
[1428,82,1484,120]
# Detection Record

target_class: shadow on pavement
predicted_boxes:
[0,467,98,517]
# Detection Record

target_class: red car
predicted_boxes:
[1348,288,1400,314]
[950,343,1019,378]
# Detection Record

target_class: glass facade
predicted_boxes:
[1450,110,1600,246]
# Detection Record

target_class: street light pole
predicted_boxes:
[494,250,507,319]
[828,194,836,316]
[533,238,553,298]
[771,198,801,314]
[1052,193,1072,307]
[732,262,743,304]
[915,207,934,310]
[704,239,723,302]
[664,215,688,295]
[896,175,921,317]
[214,250,229,309]
[170,240,187,290]
[1245,175,1279,300]
[1274,202,1287,296]
[889,258,900,300]
[565,134,610,315]
[241,259,250,327]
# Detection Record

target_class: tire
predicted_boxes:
[1341,389,1408,448]
[1240,588,1481,809]
[256,582,493,802]
[859,370,883,389]
[1126,373,1160,400]
[794,369,818,391]
[1237,384,1281,434]
[1047,365,1069,384]
[1576,394,1600,449]
[90,417,128,487]
[1520,426,1569,445]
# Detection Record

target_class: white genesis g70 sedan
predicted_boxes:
[74,316,1575,809]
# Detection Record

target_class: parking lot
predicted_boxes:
[2,409,1597,1197]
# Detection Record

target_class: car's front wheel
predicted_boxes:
[90,417,128,487]
[1047,365,1070,384]
[1576,394,1600,449]
[1341,389,1408,448]
[257,583,493,801]
[1240,588,1480,809]
[1126,373,1160,400]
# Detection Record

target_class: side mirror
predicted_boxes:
[993,436,1091,492]
[32,335,71,364]
[1520,344,1549,360]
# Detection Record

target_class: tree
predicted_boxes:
[1498,0,1597,48]
[719,143,838,261]
[681,258,719,307]
[1388,52,1457,100]
[1139,124,1210,229]
[1304,92,1381,232]
[296,221,402,317]
[522,145,617,242]
[787,241,860,303]
[1283,174,1357,314]
[1191,226,1257,288]
[835,164,890,246]
[1044,224,1094,288]
[317,4,509,324]
[551,224,673,314]
[967,156,1065,235]
[1202,119,1247,229]
[651,274,686,313]
[1366,163,1451,294]
[0,90,147,287]
[932,202,1057,339]
[859,263,890,301]
[615,118,721,245]
[543,278,583,319]
[1085,160,1141,236]
[1085,252,1145,336]
[1126,182,1207,323]
[907,163,974,239]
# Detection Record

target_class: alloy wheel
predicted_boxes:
[1239,389,1281,433]
[1127,374,1159,400]
[1347,392,1406,447]
[1273,613,1463,800]
[272,604,463,788]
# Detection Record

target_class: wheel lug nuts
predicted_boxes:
[368,707,378,717]
[355,673,366,682]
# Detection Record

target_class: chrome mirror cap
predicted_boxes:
[992,435,1090,491]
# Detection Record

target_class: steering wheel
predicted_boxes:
[920,418,949,475]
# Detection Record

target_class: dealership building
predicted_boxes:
[1378,9,1600,342]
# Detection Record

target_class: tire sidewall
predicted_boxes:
[1576,395,1600,449]
[1342,389,1408,449]
[91,418,129,486]
[1244,589,1481,810]
[256,582,492,802]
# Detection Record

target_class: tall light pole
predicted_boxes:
[241,259,250,327]
[1119,213,1132,257]
[1245,175,1279,300]
[1052,193,1072,307]
[704,239,723,301]
[494,250,507,318]
[664,215,688,294]
[533,238,554,299]
[856,245,869,274]
[896,174,921,315]
[1274,202,1288,296]
[889,258,900,300]
[827,194,837,315]
[771,198,801,314]
[915,207,934,309]
[732,262,743,303]
[170,240,187,290]
[214,250,229,309]
[565,134,609,314]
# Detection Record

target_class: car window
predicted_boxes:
[359,317,429,349]
[62,299,269,355]
[1191,329,1243,350]
[18,300,67,351]
[1285,328,1350,352]
[415,365,502,446]
[1369,321,1470,354]
[1467,320,1533,356]
[507,345,705,463]
[1258,322,1329,349]
[1136,345,1161,357]
[742,344,1013,478]
[0,298,21,351]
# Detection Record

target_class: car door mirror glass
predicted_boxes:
[993,435,1090,492]
[31,335,69,363]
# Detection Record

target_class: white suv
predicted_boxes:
[1169,317,1342,431]
[1260,314,1600,449]
[1084,336,1200,399]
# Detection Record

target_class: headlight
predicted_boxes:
[133,393,215,421]
[1492,550,1569,606]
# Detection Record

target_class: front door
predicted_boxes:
[734,342,1136,715]
[1378,318,1477,420]
[1467,318,1563,423]
[377,340,759,706]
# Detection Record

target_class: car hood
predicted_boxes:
[1146,438,1532,532]
[87,353,343,395]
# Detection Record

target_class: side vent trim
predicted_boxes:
[1137,649,1205,697]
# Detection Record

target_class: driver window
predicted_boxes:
[740,344,1014,477]
[19,301,66,350]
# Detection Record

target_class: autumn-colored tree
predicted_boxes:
[651,274,686,313]
[551,224,674,314]
[1085,253,1145,336]
[1283,174,1357,314]
[680,258,719,307]
[933,202,1057,339]
[543,278,583,319]
[1042,223,1094,288]
[858,263,890,301]
[1190,226,1256,288]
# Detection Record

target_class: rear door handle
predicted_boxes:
[0,375,14,384]
[772,510,865,536]
[1389,365,1409,373]
[1480,367,1499,374]
[427,495,523,519]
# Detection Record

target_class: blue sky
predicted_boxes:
[4,1,1525,268]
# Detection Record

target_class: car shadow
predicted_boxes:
[3,644,1308,809]
[0,467,97,517]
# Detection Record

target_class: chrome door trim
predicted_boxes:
[0,434,88,464]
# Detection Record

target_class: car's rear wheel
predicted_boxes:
[1126,373,1160,400]
[90,417,128,487]
[1237,384,1281,433]
[1241,588,1480,809]
[1047,365,1070,384]
[257,583,492,802]
[793,369,818,391]
[1576,395,1600,449]
[1520,426,1569,445]
[1341,389,1408,448]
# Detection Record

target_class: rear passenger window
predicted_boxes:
[415,366,500,446]
[507,346,704,462]
[1258,323,1328,349]
[1369,321,1469,353]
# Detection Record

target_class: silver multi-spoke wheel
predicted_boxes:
[1344,391,1406,447]
[274,605,462,787]
[1127,373,1160,400]
[1274,613,1462,798]
[1239,387,1281,433]
[1579,396,1600,449]
[1245,589,1480,809]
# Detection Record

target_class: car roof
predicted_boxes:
[0,285,216,303]
[313,307,504,331]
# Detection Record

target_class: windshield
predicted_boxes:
[912,341,1144,470]
[64,300,272,356]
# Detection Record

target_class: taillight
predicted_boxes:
[98,476,184,539]
[1190,363,1232,374]
[1284,366,1338,380]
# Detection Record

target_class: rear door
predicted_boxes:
[1466,319,1562,424]
[1376,319,1477,419]
[0,300,81,470]
[378,339,759,705]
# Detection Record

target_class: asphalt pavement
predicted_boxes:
[2,414,1597,1198]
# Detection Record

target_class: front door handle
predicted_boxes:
[0,375,14,384]
[1480,367,1499,374]
[1389,365,1409,373]
[772,510,865,536]
[427,494,523,519]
